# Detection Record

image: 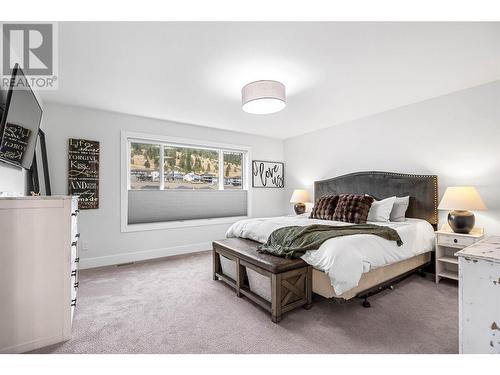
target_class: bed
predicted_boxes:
[226,171,438,304]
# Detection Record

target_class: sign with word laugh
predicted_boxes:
[252,160,284,188]
[68,138,100,209]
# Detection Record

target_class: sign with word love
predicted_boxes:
[68,138,100,209]
[252,160,284,188]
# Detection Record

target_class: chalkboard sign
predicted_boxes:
[0,123,31,165]
[252,160,284,188]
[68,139,100,209]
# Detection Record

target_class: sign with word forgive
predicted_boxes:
[68,138,100,209]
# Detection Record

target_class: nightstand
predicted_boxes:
[435,227,484,283]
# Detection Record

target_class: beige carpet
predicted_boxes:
[32,251,458,354]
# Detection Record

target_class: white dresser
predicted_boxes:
[0,196,80,353]
[456,236,500,354]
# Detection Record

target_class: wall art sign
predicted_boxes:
[0,123,31,165]
[68,138,100,209]
[252,160,284,188]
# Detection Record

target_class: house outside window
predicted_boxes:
[129,143,244,191]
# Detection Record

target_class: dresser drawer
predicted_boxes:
[71,197,79,214]
[438,234,476,248]
[71,276,78,301]
[71,215,78,240]
[71,268,79,281]
[70,246,79,275]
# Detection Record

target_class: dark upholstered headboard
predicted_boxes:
[314,171,438,228]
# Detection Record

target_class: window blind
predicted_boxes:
[128,189,248,224]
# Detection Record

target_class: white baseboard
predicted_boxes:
[0,334,63,354]
[79,241,212,269]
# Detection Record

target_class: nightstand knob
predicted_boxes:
[454,238,458,244]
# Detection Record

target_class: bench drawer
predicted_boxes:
[246,268,271,302]
[219,254,237,280]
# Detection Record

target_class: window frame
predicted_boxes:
[121,131,252,232]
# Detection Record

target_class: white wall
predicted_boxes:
[0,164,25,193]
[42,102,286,268]
[284,81,500,234]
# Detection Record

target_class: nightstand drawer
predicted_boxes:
[437,234,475,248]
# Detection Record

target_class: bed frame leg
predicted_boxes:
[362,297,371,308]
[417,269,426,278]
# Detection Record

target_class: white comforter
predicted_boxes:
[226,214,435,295]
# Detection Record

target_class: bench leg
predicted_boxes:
[236,259,243,298]
[212,249,220,281]
[271,273,282,323]
[303,266,312,310]
[271,314,282,323]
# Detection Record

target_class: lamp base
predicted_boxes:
[294,203,306,215]
[448,210,475,234]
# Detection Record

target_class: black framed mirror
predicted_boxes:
[27,129,51,195]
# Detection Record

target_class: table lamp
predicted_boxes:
[290,189,310,215]
[438,186,487,234]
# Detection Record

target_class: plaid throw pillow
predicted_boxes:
[309,195,339,220]
[333,194,374,224]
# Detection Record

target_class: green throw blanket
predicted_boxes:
[257,224,403,259]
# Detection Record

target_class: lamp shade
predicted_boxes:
[290,189,310,203]
[242,80,286,114]
[438,186,487,211]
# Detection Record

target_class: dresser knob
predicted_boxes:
[454,238,458,243]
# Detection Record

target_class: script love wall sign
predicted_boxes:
[68,139,100,209]
[252,160,284,188]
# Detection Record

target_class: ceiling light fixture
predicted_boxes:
[241,80,286,114]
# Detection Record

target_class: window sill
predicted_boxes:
[121,215,248,233]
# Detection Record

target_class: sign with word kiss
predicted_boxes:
[68,138,100,209]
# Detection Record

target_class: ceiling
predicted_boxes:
[41,22,500,139]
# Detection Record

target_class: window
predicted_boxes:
[130,143,160,190]
[122,132,251,231]
[223,152,243,190]
[129,141,246,191]
[164,146,219,190]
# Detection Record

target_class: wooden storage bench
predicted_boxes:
[213,238,312,323]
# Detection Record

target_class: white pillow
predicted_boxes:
[390,196,410,222]
[367,196,396,222]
